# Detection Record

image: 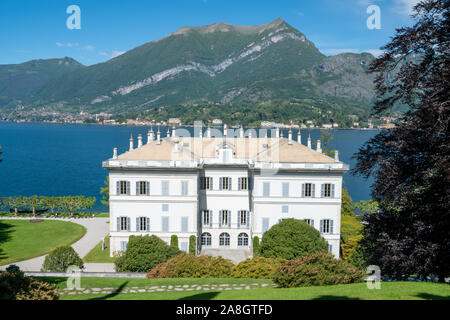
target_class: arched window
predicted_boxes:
[201,232,211,246]
[219,233,230,247]
[238,233,249,247]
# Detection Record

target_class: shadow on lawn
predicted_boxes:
[416,293,450,300]
[312,295,360,300]
[0,220,13,262]
[89,281,129,300]
[178,292,220,300]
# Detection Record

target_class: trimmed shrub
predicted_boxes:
[273,252,366,288]
[147,253,234,278]
[252,236,260,257]
[115,235,181,272]
[259,218,328,260]
[231,257,288,279]
[170,235,178,248]
[41,245,84,272]
[189,235,196,255]
[0,266,59,300]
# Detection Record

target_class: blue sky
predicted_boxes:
[0,0,420,66]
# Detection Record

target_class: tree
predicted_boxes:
[59,196,96,217]
[253,236,260,257]
[41,246,84,272]
[341,188,354,216]
[189,235,196,255]
[259,219,328,260]
[24,195,41,217]
[170,235,179,249]
[100,177,109,207]
[352,0,449,281]
[40,197,62,217]
[8,196,23,216]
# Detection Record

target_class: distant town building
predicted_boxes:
[168,118,181,126]
[322,124,333,129]
[212,119,223,125]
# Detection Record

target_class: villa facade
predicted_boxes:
[102,125,348,262]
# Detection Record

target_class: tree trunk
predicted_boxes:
[14,208,17,217]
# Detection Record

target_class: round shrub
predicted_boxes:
[231,257,287,279]
[115,235,181,272]
[259,218,328,259]
[0,267,59,300]
[147,253,234,278]
[273,252,366,288]
[41,245,84,272]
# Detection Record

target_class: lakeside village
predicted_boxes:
[0,106,397,129]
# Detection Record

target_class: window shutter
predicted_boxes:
[181,217,188,232]
[136,217,140,231]
[219,211,222,227]
[331,184,335,198]
[228,211,231,227]
[247,211,250,227]
[127,217,131,231]
[126,181,130,195]
[219,178,223,190]
[237,211,241,228]
[146,217,150,231]
[320,219,323,233]
[330,220,334,234]
[301,184,305,197]
[229,177,232,190]
[209,211,212,227]
[116,181,120,195]
[312,184,315,198]
[116,217,120,231]
[146,182,150,195]
[320,184,324,198]
[262,218,269,233]
[311,219,314,229]
[136,182,139,195]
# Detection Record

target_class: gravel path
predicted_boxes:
[0,217,110,272]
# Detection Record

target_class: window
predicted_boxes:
[117,181,129,195]
[262,218,269,233]
[162,217,169,232]
[136,181,149,196]
[263,182,270,197]
[219,177,231,190]
[181,217,188,232]
[238,233,249,247]
[162,181,169,196]
[181,242,188,252]
[136,217,150,232]
[282,205,289,214]
[328,244,333,253]
[238,210,249,228]
[202,210,211,227]
[181,181,189,195]
[200,177,213,190]
[219,233,230,247]
[116,216,129,231]
[120,241,128,252]
[304,219,314,228]
[320,219,334,234]
[321,183,335,198]
[238,177,248,190]
[282,182,289,197]
[162,203,169,212]
[201,233,211,246]
[303,183,314,197]
[219,210,230,227]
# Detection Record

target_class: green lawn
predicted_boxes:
[83,235,116,263]
[0,219,86,265]
[38,277,450,300]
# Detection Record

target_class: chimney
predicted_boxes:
[307,135,312,148]
[157,128,161,145]
[316,140,322,153]
[137,134,143,148]
[148,128,154,143]
[334,150,339,162]
[297,131,301,144]
[129,135,134,151]
[288,129,293,145]
[240,126,244,138]
[113,147,117,159]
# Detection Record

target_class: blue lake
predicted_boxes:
[0,122,377,212]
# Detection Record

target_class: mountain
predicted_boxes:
[3,18,376,114]
[0,57,84,106]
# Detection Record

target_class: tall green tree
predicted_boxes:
[352,0,449,281]
[100,177,109,207]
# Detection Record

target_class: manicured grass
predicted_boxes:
[83,235,116,263]
[38,277,449,300]
[0,219,86,265]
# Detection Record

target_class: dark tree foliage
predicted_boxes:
[352,0,449,281]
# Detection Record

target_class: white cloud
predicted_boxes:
[111,50,125,58]
[98,51,109,57]
[56,42,79,48]
[393,0,421,15]
[83,45,96,51]
[321,48,361,55]
[364,49,385,57]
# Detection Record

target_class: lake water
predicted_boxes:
[0,122,377,212]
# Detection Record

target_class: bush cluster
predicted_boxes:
[273,252,366,288]
[41,245,84,272]
[147,253,234,278]
[0,266,59,300]
[231,257,287,279]
[259,219,328,260]
[115,235,181,272]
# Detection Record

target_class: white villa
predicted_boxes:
[102,125,348,262]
